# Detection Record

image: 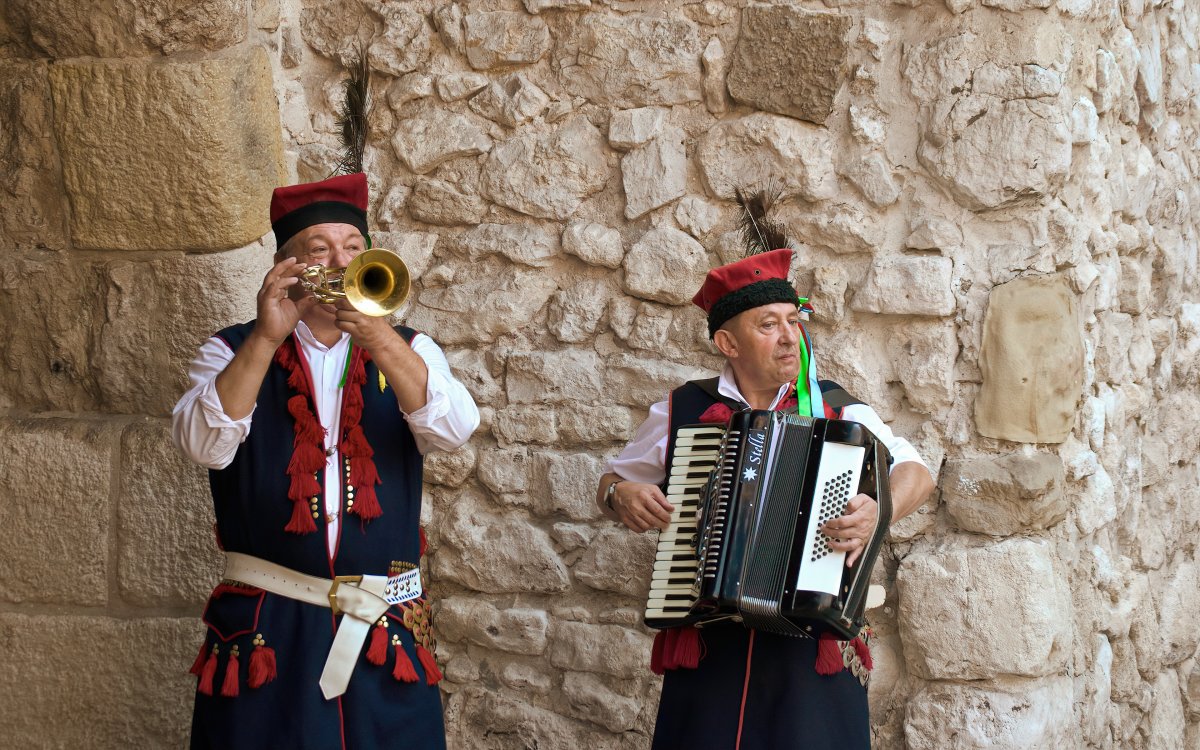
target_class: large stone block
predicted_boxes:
[941,453,1068,535]
[897,539,1071,680]
[697,113,836,202]
[436,598,549,655]
[561,671,643,733]
[391,109,492,174]
[531,451,605,520]
[556,13,703,108]
[885,321,957,414]
[459,223,559,268]
[0,419,115,605]
[408,261,559,345]
[623,227,709,305]
[447,688,612,749]
[904,677,1073,749]
[602,353,709,409]
[574,526,656,598]
[549,621,652,679]
[118,419,222,608]
[0,614,202,749]
[622,130,687,219]
[975,275,1082,443]
[727,6,850,124]
[0,62,68,250]
[463,11,551,70]
[506,350,605,404]
[48,50,285,251]
[851,257,956,317]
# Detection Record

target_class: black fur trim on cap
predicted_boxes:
[707,278,799,338]
[273,201,368,252]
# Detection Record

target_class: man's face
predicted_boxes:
[715,302,802,392]
[276,222,366,269]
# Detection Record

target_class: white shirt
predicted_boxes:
[608,363,927,485]
[171,321,480,551]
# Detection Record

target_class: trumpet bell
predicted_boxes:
[344,249,410,317]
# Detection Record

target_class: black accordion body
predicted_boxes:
[645,409,893,641]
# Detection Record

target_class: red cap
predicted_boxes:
[270,172,369,250]
[692,248,794,312]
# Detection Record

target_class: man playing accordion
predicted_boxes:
[595,233,934,749]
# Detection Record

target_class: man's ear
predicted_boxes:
[713,327,738,359]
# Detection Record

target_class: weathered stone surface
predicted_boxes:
[0,62,67,250]
[464,11,551,70]
[477,447,531,496]
[0,419,114,605]
[531,452,605,520]
[843,151,901,207]
[851,257,956,316]
[525,0,591,12]
[608,107,667,151]
[941,454,1068,535]
[556,404,635,446]
[391,110,492,174]
[118,419,221,607]
[701,36,728,115]
[885,321,958,413]
[563,222,624,268]
[547,279,611,344]
[727,6,850,124]
[437,598,549,655]
[623,227,709,305]
[299,0,377,67]
[387,72,434,109]
[674,196,720,239]
[408,262,558,345]
[0,614,200,749]
[907,215,963,250]
[437,72,489,102]
[557,13,703,108]
[49,51,284,251]
[425,444,477,488]
[408,178,487,226]
[493,405,560,447]
[435,492,570,593]
[905,678,1074,749]
[603,353,709,409]
[898,539,1071,680]
[460,223,559,268]
[697,113,836,202]
[622,130,687,219]
[447,688,607,749]
[507,350,604,404]
[561,671,642,732]
[364,2,432,76]
[469,73,550,128]
[574,526,656,597]
[480,118,610,220]
[976,275,1083,443]
[549,621,652,678]
[781,203,883,255]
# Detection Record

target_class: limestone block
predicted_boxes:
[469,73,550,128]
[842,151,901,207]
[1157,561,1200,667]
[976,275,1082,443]
[532,452,605,520]
[425,444,477,488]
[525,0,591,11]
[561,671,642,732]
[480,117,609,220]
[364,3,432,76]
[809,265,848,324]
[6,0,244,57]
[556,13,703,108]
[0,419,115,605]
[556,404,634,446]
[548,279,612,343]
[574,526,656,597]
[436,598,549,655]
[629,302,673,352]
[493,405,560,447]
[463,11,551,70]
[552,523,597,552]
[624,227,709,305]
[608,107,667,151]
[1070,96,1099,144]
[477,447,531,495]
[449,689,603,749]
[431,3,464,56]
[603,353,709,409]
[118,419,222,608]
[299,0,376,66]
[1119,257,1151,315]
[460,223,559,268]
[387,72,434,109]
[563,222,624,268]
[701,36,728,115]
[0,62,67,250]
[407,178,486,226]
[49,51,285,251]
[697,113,836,202]
[904,677,1073,749]
[851,257,956,316]
[674,196,720,239]
[850,102,887,145]
[780,203,882,255]
[941,453,1068,535]
[549,621,653,679]
[1148,672,1187,750]
[886,321,957,414]
[437,72,489,102]
[499,662,553,694]
[506,349,605,403]
[391,110,492,174]
[918,96,1072,211]
[897,539,1071,680]
[622,130,687,219]
[0,614,201,749]
[907,216,962,250]
[727,6,850,124]
[408,262,558,345]
[434,493,569,593]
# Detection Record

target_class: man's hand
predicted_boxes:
[253,257,317,347]
[821,494,878,567]
[597,474,674,533]
[329,300,404,354]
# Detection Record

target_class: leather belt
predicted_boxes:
[222,552,390,700]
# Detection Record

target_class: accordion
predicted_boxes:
[644,409,892,641]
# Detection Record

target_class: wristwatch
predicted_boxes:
[605,479,624,510]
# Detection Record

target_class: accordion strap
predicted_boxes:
[687,377,865,418]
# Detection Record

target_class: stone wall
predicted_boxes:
[1,0,1197,748]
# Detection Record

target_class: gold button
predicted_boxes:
[312,511,320,519]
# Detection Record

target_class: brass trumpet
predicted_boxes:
[299,248,410,317]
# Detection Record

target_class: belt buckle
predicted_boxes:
[328,575,364,616]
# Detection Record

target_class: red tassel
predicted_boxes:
[852,637,873,670]
[287,471,321,502]
[352,484,382,521]
[287,441,325,477]
[392,643,419,683]
[671,627,701,669]
[221,647,240,697]
[815,636,844,675]
[650,630,669,675]
[189,640,208,677]
[285,497,318,534]
[419,527,428,558]
[198,647,218,696]
[366,624,389,666]
[698,402,733,425]
[416,645,443,685]
[248,644,277,689]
